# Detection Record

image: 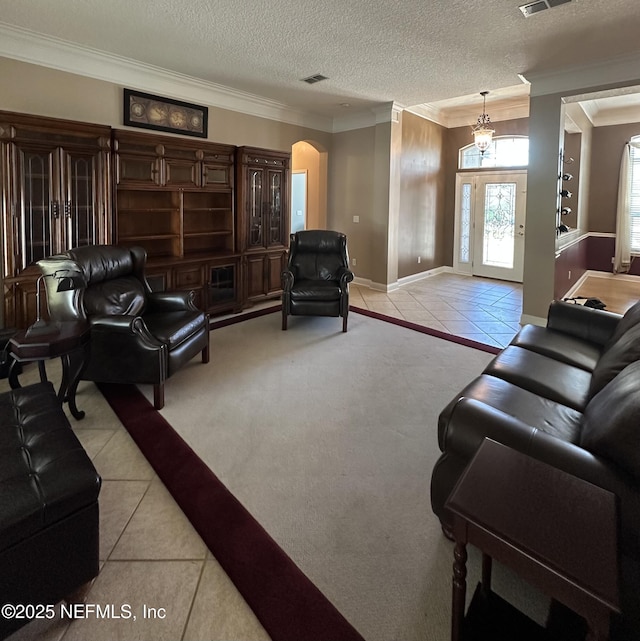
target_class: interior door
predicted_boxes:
[454,171,527,282]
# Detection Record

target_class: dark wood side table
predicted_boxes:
[445,438,620,641]
[8,321,90,420]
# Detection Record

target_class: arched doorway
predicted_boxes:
[291,140,328,230]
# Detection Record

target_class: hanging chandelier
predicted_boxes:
[472,91,495,154]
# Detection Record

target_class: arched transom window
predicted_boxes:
[459,136,529,169]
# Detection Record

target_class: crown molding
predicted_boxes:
[0,22,334,133]
[404,104,447,127]
[524,51,640,98]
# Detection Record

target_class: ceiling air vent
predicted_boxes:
[301,74,329,84]
[519,0,571,17]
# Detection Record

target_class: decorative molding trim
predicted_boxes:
[556,230,615,255]
[525,51,640,98]
[0,22,335,133]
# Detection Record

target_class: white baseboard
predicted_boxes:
[353,266,454,293]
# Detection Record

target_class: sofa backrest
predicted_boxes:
[582,359,640,479]
[589,300,640,398]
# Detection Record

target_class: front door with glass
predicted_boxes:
[454,171,527,282]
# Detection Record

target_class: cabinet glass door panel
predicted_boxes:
[268,169,283,246]
[248,168,263,247]
[63,151,99,249]
[19,149,56,268]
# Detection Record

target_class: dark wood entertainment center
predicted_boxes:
[0,110,290,328]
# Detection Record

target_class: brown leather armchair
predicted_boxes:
[281,230,354,332]
[37,245,210,409]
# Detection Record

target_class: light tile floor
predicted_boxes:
[350,272,523,348]
[2,364,270,641]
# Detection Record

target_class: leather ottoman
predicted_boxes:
[0,382,101,639]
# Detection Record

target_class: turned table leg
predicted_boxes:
[452,541,467,641]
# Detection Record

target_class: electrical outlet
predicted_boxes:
[417,256,421,264]
[352,258,357,266]
[353,215,359,223]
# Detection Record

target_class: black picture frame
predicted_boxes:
[123,89,208,138]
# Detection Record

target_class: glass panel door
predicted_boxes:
[267,169,283,246]
[17,147,56,268]
[454,171,527,282]
[248,168,263,247]
[62,149,100,249]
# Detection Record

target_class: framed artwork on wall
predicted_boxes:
[123,89,208,138]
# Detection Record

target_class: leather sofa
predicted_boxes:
[0,382,101,639]
[281,230,354,332]
[430,299,640,639]
[38,245,210,410]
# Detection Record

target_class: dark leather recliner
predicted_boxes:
[37,245,210,409]
[281,230,354,332]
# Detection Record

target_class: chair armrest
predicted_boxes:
[146,290,198,313]
[337,267,354,287]
[546,300,621,346]
[281,270,294,292]
[89,315,163,348]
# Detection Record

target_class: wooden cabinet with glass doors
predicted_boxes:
[236,146,290,303]
[113,130,241,314]
[0,111,111,328]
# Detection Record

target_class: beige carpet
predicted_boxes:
[139,310,550,641]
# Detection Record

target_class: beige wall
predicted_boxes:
[588,122,640,233]
[0,57,332,153]
[327,126,376,280]
[398,111,446,277]
[524,92,565,320]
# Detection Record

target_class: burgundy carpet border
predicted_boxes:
[209,304,281,330]
[350,306,501,355]
[98,381,365,641]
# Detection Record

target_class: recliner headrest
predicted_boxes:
[293,230,345,253]
[66,245,136,285]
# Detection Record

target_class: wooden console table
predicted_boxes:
[8,321,90,420]
[445,438,620,641]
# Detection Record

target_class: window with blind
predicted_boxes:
[630,137,640,253]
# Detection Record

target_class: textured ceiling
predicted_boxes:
[1,0,640,120]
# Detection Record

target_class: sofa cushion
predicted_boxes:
[589,323,640,399]
[483,346,592,412]
[510,324,602,372]
[581,360,640,478]
[438,373,583,450]
[83,276,146,317]
[290,280,342,301]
